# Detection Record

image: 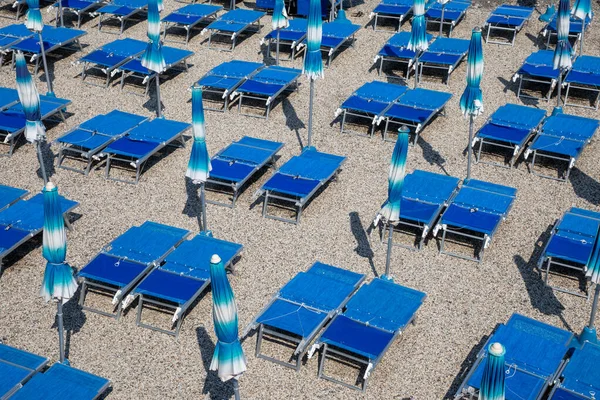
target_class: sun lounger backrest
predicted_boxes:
[427,38,469,54]
[572,56,600,74]
[79,110,146,136]
[208,60,263,78]
[280,271,357,312]
[100,38,147,57]
[0,200,44,231]
[0,24,31,38]
[0,344,47,371]
[355,81,407,103]
[452,180,516,216]
[126,119,189,143]
[397,88,452,110]
[490,104,546,130]
[161,234,242,274]
[252,66,298,84]
[559,342,600,397]
[541,114,599,142]
[307,262,365,286]
[403,170,459,203]
[112,0,146,8]
[321,22,360,38]
[278,150,345,181]
[557,208,600,239]
[524,50,554,67]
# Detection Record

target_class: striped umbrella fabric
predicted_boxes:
[460,27,484,117]
[539,5,556,22]
[25,0,43,32]
[209,254,247,381]
[141,0,166,74]
[272,0,289,30]
[186,86,211,183]
[587,234,600,284]
[302,0,324,80]
[41,182,77,302]
[571,0,592,20]
[480,343,506,400]
[553,0,572,70]
[157,0,164,12]
[15,52,45,143]
[407,0,428,52]
[581,234,600,344]
[378,128,409,223]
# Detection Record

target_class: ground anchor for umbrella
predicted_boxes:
[579,284,600,345]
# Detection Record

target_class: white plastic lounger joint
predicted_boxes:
[129,161,138,168]
[251,189,264,202]
[259,38,265,45]
[512,73,520,82]
[448,65,454,73]
[484,235,491,249]
[3,134,13,143]
[569,157,576,169]
[200,28,208,35]
[422,224,429,237]
[229,91,239,100]
[373,213,382,228]
[513,145,520,156]
[542,29,547,37]
[112,289,123,305]
[373,116,384,126]
[222,89,229,99]
[432,223,445,236]
[471,136,479,147]
[523,148,532,159]
[328,48,334,57]
[266,96,273,105]
[231,33,237,40]
[93,153,106,160]
[172,307,183,322]
[122,294,136,308]
[334,108,343,118]
[373,55,380,63]
[369,12,375,19]
[110,69,120,78]
[307,343,322,359]
[364,363,374,380]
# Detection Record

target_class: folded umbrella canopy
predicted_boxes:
[580,230,600,345]
[25,0,54,96]
[303,0,324,149]
[553,0,572,106]
[272,0,289,65]
[408,0,428,87]
[480,343,506,400]
[571,0,591,54]
[186,85,212,231]
[142,0,166,117]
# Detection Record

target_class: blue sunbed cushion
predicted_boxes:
[219,143,275,165]
[546,235,594,265]
[427,37,470,55]
[77,253,150,287]
[321,22,359,40]
[119,46,193,75]
[256,298,329,337]
[11,26,86,55]
[264,18,307,40]
[489,104,547,130]
[545,208,600,265]
[385,88,451,122]
[209,159,256,183]
[529,135,587,158]
[403,170,460,204]
[419,52,462,66]
[236,66,300,96]
[82,38,146,61]
[518,50,561,79]
[0,343,47,371]
[198,60,263,91]
[237,136,283,152]
[307,261,364,286]
[559,342,600,399]
[278,149,345,181]
[442,203,501,235]
[541,114,599,141]
[206,9,264,32]
[0,24,33,39]
[103,137,159,159]
[373,3,411,16]
[426,0,470,20]
[262,173,320,197]
[58,0,100,10]
[162,4,222,24]
[546,15,589,34]
[452,179,516,215]
[0,88,20,109]
[280,271,357,311]
[0,185,27,211]
[0,200,44,231]
[0,226,33,254]
[354,81,408,104]
[134,268,207,304]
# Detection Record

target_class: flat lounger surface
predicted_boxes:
[95,0,147,16]
[418,37,469,65]
[426,0,470,21]
[198,60,263,91]
[0,88,20,110]
[545,14,590,35]
[400,170,459,224]
[372,0,412,16]
[9,26,86,55]
[341,81,408,114]
[118,46,193,75]
[0,343,48,398]
[319,22,360,48]
[552,342,600,399]
[377,31,432,59]
[527,113,599,158]
[384,88,452,125]
[234,66,301,97]
[477,104,546,145]
[544,208,600,265]
[162,4,222,25]
[517,50,561,80]
[79,38,147,67]
[0,24,33,40]
[565,55,600,87]
[204,9,264,33]
[486,4,533,27]
[264,18,307,42]
[0,184,27,211]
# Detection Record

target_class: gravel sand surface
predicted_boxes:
[1,0,599,398]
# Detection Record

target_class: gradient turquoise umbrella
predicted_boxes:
[553,0,572,107]
[303,0,324,149]
[376,126,409,278]
[41,182,78,364]
[141,0,166,118]
[16,51,48,183]
[186,85,212,231]
[209,254,247,400]
[539,4,556,22]
[580,231,600,345]
[571,0,591,55]
[437,0,449,36]
[480,343,505,400]
[407,0,428,87]
[272,0,289,65]
[25,0,54,96]
[460,27,483,180]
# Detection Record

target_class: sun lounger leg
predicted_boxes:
[261,191,269,217]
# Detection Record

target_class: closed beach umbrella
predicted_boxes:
[142,0,166,117]
[209,254,247,400]
[272,0,289,65]
[437,0,449,35]
[378,127,409,278]
[41,182,77,364]
[553,0,572,106]
[186,85,212,231]
[25,0,54,96]
[408,0,428,87]
[16,51,48,183]
[571,0,590,54]
[460,27,483,180]
[480,343,506,400]
[303,0,324,149]
[580,234,600,344]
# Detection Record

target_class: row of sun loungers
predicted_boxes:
[0,343,110,399]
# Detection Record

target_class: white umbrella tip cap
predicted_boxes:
[210,254,221,264]
[474,26,482,32]
[489,342,504,355]
[45,181,56,190]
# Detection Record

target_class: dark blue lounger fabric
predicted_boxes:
[544,208,600,265]
[210,137,283,182]
[554,342,600,399]
[162,4,222,24]
[198,60,263,91]
[518,50,561,79]
[264,18,307,41]
[0,185,27,211]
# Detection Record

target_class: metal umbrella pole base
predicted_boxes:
[579,284,600,345]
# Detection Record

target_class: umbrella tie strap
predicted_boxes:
[307,343,321,359]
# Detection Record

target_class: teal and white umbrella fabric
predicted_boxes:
[303,0,324,149]
[209,254,246,399]
[272,0,289,65]
[580,234,600,344]
[40,182,77,363]
[25,0,54,96]
[480,343,505,400]
[16,52,45,144]
[407,0,428,52]
[142,0,166,117]
[553,0,572,70]
[571,0,591,54]
[460,27,484,117]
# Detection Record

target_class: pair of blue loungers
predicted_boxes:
[94,0,148,34]
[483,4,534,45]
[197,60,301,118]
[0,87,70,156]
[472,104,598,181]
[77,221,242,337]
[375,35,470,83]
[201,9,265,51]
[55,109,190,183]
[77,38,193,91]
[242,262,426,392]
[0,343,110,399]
[337,80,453,142]
[162,4,222,44]
[0,185,78,268]
[370,0,469,35]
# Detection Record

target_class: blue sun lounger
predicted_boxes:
[117,46,194,95]
[202,9,265,51]
[310,278,426,392]
[295,21,359,66]
[206,136,284,207]
[94,0,148,34]
[6,25,86,74]
[0,26,31,66]
[231,65,301,119]
[543,14,591,48]
[416,37,469,84]
[262,18,307,61]
[77,38,147,87]
[0,185,27,211]
[537,207,600,298]
[375,169,459,249]
[10,363,110,400]
[369,0,413,32]
[435,179,517,262]
[374,31,433,78]
[425,0,470,37]
[337,80,408,137]
[549,342,600,400]
[0,87,20,111]
[78,221,190,318]
[0,94,71,156]
[257,148,346,224]
[0,343,48,399]
[55,110,148,175]
[162,4,222,44]
[100,118,191,184]
[484,4,534,46]
[382,87,452,143]
[0,193,79,267]
[122,233,243,337]
[513,50,568,101]
[242,262,365,370]
[524,112,598,181]
[564,55,600,110]
[196,60,263,111]
[50,0,104,28]
[472,103,546,167]
[456,313,573,400]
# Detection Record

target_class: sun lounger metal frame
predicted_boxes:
[425,0,470,37]
[542,14,590,49]
[295,22,359,66]
[416,37,469,85]
[262,18,306,62]
[483,4,533,46]
[162,4,222,44]
[51,0,103,28]
[563,55,600,110]
[94,0,148,35]
[203,9,264,51]
[375,32,432,79]
[514,50,566,102]
[369,0,413,32]
[0,343,49,399]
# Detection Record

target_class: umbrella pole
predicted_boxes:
[467,114,473,180]
[579,19,584,55]
[557,71,562,107]
[307,78,315,148]
[156,75,162,118]
[276,29,280,65]
[588,285,600,330]
[385,223,393,277]
[233,379,241,400]
[38,33,54,96]
[57,300,65,363]
[439,5,445,37]
[200,182,207,231]
[36,140,48,184]
[58,2,64,27]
